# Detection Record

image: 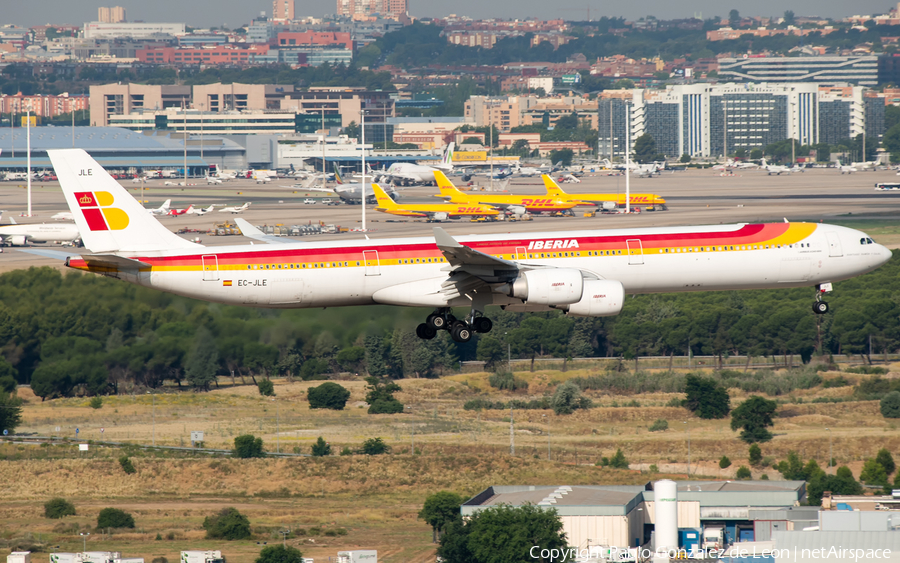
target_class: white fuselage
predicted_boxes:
[0,223,81,245]
[86,223,890,310]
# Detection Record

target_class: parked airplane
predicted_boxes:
[332,165,398,204]
[377,143,455,185]
[711,159,758,171]
[166,205,194,217]
[219,202,251,214]
[760,159,792,175]
[148,199,172,216]
[600,159,663,177]
[206,176,223,184]
[371,183,500,222]
[44,149,893,344]
[542,175,668,210]
[838,163,858,174]
[186,205,215,216]
[0,216,80,247]
[434,171,578,215]
[51,211,74,221]
[512,163,551,177]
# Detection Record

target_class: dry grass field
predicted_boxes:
[2,366,900,563]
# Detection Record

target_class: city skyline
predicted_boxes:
[2,0,898,29]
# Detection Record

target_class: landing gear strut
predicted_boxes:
[812,283,832,315]
[416,308,493,342]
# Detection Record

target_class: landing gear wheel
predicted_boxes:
[813,301,829,315]
[451,322,473,343]
[473,317,493,333]
[426,313,445,330]
[416,323,437,340]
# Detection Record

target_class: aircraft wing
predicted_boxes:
[83,254,153,270]
[235,218,296,244]
[15,248,82,261]
[433,227,518,283]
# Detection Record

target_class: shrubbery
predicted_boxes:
[204,507,251,540]
[257,379,275,396]
[97,507,135,528]
[488,372,528,391]
[308,382,351,410]
[233,434,264,458]
[44,498,76,519]
[311,436,331,457]
[118,455,136,474]
[648,419,668,432]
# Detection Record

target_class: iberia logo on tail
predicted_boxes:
[74,191,129,231]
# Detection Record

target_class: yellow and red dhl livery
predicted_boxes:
[371,183,499,220]
[542,175,667,208]
[49,149,891,344]
[434,171,577,213]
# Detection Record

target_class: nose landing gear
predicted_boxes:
[416,308,494,342]
[813,282,832,315]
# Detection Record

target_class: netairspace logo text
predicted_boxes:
[529,546,893,562]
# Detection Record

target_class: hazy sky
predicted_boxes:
[2,0,895,29]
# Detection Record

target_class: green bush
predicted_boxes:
[648,419,668,432]
[204,507,251,540]
[551,380,592,415]
[44,498,76,519]
[649,464,659,473]
[233,434,264,458]
[881,392,900,418]
[845,366,889,375]
[257,379,275,397]
[735,466,752,479]
[118,455,136,474]
[362,437,389,455]
[683,375,730,419]
[365,377,404,414]
[823,376,851,388]
[89,396,103,409]
[307,382,351,410]
[311,437,331,457]
[606,449,628,469]
[488,372,528,391]
[719,456,732,469]
[256,545,304,563]
[97,507,135,529]
[749,444,763,466]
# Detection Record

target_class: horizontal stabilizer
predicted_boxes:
[82,254,152,270]
[15,248,81,261]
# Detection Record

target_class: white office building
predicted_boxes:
[83,22,186,39]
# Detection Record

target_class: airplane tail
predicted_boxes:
[161,199,172,211]
[542,174,567,196]
[48,149,201,253]
[441,142,455,168]
[370,184,397,207]
[333,164,344,185]
[434,170,466,200]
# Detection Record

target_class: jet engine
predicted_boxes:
[9,235,26,246]
[561,280,625,317]
[503,268,583,306]
[432,212,450,222]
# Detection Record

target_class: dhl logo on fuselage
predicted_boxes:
[520,198,564,207]
[75,191,129,231]
[455,207,489,213]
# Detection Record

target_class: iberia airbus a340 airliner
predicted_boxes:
[48,149,891,343]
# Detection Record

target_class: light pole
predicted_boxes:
[279,528,290,547]
[360,108,368,231]
[80,532,89,553]
[542,414,551,460]
[790,102,796,166]
[684,420,690,476]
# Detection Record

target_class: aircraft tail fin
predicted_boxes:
[333,164,344,185]
[441,142,455,168]
[371,183,396,207]
[433,170,467,200]
[542,174,566,196]
[48,149,201,254]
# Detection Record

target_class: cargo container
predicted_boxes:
[8,552,31,563]
[50,554,81,563]
[82,552,120,563]
[180,551,224,563]
[336,551,376,563]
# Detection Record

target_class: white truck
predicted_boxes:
[8,552,30,563]
[82,553,121,563]
[50,554,82,563]
[702,525,726,551]
[336,551,376,563]
[180,551,224,563]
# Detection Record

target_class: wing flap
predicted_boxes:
[433,227,518,283]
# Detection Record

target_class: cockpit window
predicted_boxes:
[867,238,874,244]
[861,238,875,245]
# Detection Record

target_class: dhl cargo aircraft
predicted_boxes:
[543,175,668,210]
[372,183,500,221]
[46,149,891,344]
[434,171,578,215]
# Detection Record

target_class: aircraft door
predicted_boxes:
[825,232,843,257]
[515,246,528,261]
[201,255,219,281]
[363,250,381,276]
[626,239,644,265]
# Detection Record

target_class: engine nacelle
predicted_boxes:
[506,268,583,306]
[563,280,625,317]
[432,212,450,222]
[9,235,26,246]
[507,205,527,216]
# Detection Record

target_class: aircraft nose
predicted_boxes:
[876,244,893,266]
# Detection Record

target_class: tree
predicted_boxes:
[203,507,251,540]
[97,507,135,528]
[750,148,763,160]
[419,491,465,542]
[551,380,592,415]
[311,436,332,457]
[362,437,389,455]
[119,455,136,474]
[256,545,304,563]
[807,466,864,506]
[90,396,103,409]
[342,121,360,139]
[783,10,795,26]
[258,379,275,396]
[476,336,505,370]
[233,434,264,458]
[44,498,76,519]
[548,148,574,166]
[438,504,569,563]
[185,327,219,390]
[881,391,900,418]
[729,9,741,27]
[730,396,777,443]
[308,382,351,410]
[365,377,404,414]
[748,444,763,466]
[0,392,23,435]
[680,153,691,163]
[876,448,896,475]
[735,466,751,479]
[683,375,730,419]
[719,456,732,469]
[632,134,658,164]
[861,458,889,487]
[608,448,629,469]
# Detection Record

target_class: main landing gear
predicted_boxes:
[812,283,832,315]
[416,308,493,342]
